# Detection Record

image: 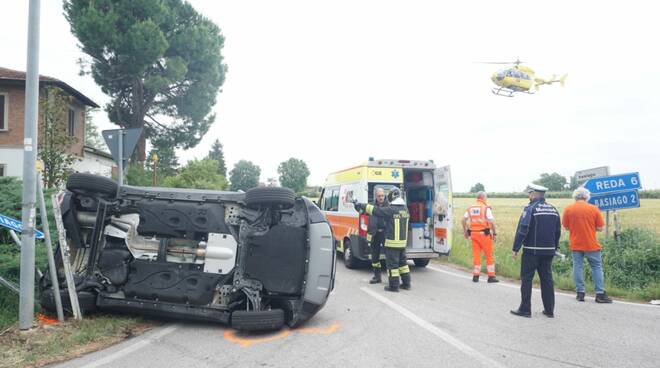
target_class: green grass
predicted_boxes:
[445,197,660,301]
[0,315,150,368]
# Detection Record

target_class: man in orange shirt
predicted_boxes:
[562,187,613,303]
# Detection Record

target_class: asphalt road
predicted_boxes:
[53,262,660,368]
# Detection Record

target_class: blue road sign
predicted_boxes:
[0,213,44,239]
[583,172,641,195]
[588,189,640,211]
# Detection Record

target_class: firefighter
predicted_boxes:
[510,184,561,318]
[366,188,388,284]
[461,191,499,283]
[355,187,410,292]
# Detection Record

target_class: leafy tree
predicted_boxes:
[38,87,78,188]
[64,0,227,160]
[162,159,227,190]
[125,162,152,186]
[470,183,485,193]
[534,172,568,192]
[229,160,260,191]
[207,139,226,177]
[147,137,179,180]
[84,109,106,150]
[278,158,310,193]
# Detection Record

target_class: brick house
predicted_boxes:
[0,66,114,178]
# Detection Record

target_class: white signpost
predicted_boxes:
[575,166,610,184]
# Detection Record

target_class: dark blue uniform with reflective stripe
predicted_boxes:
[512,198,561,256]
[512,198,561,314]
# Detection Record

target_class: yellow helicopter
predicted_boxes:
[480,59,567,97]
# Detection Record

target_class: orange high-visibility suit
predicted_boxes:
[464,199,496,277]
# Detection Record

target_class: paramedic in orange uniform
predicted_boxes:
[461,191,499,283]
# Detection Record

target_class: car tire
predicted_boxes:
[343,239,358,269]
[231,309,285,331]
[67,173,118,198]
[413,259,430,268]
[245,187,296,210]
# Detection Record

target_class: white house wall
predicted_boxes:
[0,147,24,177]
[72,152,114,177]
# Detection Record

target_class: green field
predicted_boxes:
[446,197,660,301]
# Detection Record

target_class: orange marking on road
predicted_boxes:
[296,322,341,334]
[223,329,290,347]
[223,322,340,347]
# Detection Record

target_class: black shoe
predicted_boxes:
[384,285,399,292]
[576,292,585,302]
[369,276,382,284]
[510,309,531,318]
[595,293,613,303]
[542,310,554,318]
[400,273,411,290]
[487,276,499,283]
[472,275,479,283]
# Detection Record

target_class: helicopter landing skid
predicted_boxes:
[491,87,534,97]
[491,87,515,97]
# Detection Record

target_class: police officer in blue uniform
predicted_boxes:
[510,184,561,318]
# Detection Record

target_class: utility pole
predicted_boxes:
[19,0,41,330]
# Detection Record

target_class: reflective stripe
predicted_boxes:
[522,246,554,249]
[394,218,400,242]
[385,239,406,248]
[473,265,481,275]
[486,264,495,273]
[372,262,381,269]
[533,213,559,217]
[399,265,410,274]
[367,234,372,241]
[366,204,374,215]
[389,269,400,277]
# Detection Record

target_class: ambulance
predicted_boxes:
[319,159,452,269]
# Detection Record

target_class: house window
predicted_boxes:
[0,93,7,131]
[0,164,6,177]
[68,108,75,136]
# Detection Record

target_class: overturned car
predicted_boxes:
[41,174,336,331]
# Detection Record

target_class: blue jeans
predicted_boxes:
[572,250,605,294]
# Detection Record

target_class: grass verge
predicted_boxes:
[0,314,155,368]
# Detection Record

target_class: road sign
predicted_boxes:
[0,213,44,239]
[583,172,641,195]
[102,128,143,167]
[589,189,640,211]
[575,166,609,182]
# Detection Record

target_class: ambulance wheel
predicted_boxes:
[413,259,430,268]
[343,240,358,269]
[67,173,118,198]
[245,187,296,210]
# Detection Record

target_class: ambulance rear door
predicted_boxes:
[432,165,453,255]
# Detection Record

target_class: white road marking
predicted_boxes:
[427,265,659,309]
[80,324,179,368]
[361,287,506,368]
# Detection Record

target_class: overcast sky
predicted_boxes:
[2,0,658,191]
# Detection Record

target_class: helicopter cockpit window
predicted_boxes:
[496,71,505,80]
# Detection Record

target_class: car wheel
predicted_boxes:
[231,309,285,331]
[413,259,430,268]
[67,173,118,198]
[245,187,296,210]
[343,239,358,269]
